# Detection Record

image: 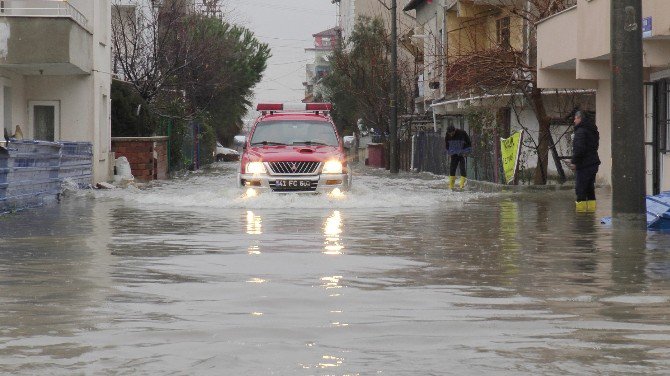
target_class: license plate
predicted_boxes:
[275,180,311,189]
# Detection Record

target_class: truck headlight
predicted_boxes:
[246,161,266,174]
[322,160,343,174]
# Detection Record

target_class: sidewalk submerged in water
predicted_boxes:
[357,165,576,194]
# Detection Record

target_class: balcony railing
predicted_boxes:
[0,0,89,30]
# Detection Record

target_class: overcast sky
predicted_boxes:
[228,0,338,120]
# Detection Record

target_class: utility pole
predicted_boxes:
[389,0,399,173]
[611,0,646,227]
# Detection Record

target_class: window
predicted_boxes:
[496,16,511,48]
[251,121,339,147]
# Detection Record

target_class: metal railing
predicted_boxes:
[0,0,89,30]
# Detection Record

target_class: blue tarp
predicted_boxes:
[1,140,93,213]
[601,191,670,231]
[647,192,670,230]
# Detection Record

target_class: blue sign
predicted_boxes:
[643,17,652,38]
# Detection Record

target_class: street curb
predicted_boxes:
[464,179,575,193]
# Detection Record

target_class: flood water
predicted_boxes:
[1,163,670,375]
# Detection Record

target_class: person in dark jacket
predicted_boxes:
[570,111,600,212]
[445,125,472,190]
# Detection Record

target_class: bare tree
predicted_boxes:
[323,16,416,135]
[111,0,213,106]
[441,0,579,184]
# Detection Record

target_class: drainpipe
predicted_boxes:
[432,103,438,133]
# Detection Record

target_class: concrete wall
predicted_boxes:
[537,7,577,70]
[595,80,611,186]
[0,18,92,74]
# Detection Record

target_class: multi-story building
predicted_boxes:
[537,0,670,193]
[334,0,414,43]
[303,27,339,103]
[402,0,447,114]
[112,0,152,79]
[0,0,113,182]
[404,0,589,181]
[112,0,199,80]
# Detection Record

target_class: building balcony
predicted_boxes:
[538,0,670,88]
[0,0,92,75]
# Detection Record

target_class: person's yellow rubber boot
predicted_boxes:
[459,176,467,189]
[449,176,456,190]
[576,201,588,213]
[587,200,597,212]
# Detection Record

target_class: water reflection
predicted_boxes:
[246,211,262,235]
[247,244,261,255]
[610,227,648,294]
[323,210,344,255]
[3,170,670,375]
[321,275,343,289]
[498,200,520,277]
[318,355,343,368]
[0,200,112,364]
[571,210,598,277]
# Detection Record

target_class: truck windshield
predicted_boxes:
[250,121,339,147]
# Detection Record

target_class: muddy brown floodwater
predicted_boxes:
[1,163,670,375]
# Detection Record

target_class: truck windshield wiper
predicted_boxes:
[251,141,286,146]
[292,141,329,146]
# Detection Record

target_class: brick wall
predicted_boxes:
[111,137,169,181]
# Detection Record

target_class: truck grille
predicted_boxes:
[268,161,320,175]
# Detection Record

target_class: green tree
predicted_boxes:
[110,80,156,137]
[181,17,270,145]
[112,2,270,162]
[321,16,413,135]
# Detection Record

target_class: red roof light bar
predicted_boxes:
[256,103,333,113]
[256,103,283,111]
[305,103,333,111]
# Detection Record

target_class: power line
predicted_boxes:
[238,0,334,16]
[263,65,306,82]
[271,58,312,65]
[257,35,314,43]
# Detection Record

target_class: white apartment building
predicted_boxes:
[0,0,113,183]
[538,0,670,194]
[335,0,414,42]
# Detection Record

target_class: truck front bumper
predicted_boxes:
[238,173,351,194]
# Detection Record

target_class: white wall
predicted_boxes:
[338,0,357,42]
[0,70,26,136]
[595,80,612,187]
[2,0,112,182]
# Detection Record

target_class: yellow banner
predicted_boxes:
[500,131,523,184]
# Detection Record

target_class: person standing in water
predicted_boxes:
[445,125,472,190]
[570,111,601,212]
